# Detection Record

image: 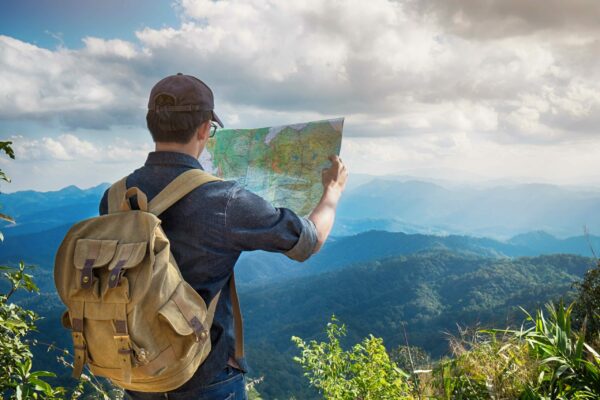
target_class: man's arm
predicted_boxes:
[308,155,348,253]
[224,182,318,262]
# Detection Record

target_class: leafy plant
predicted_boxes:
[0,141,16,240]
[292,316,414,400]
[0,140,15,187]
[432,301,600,399]
[0,262,66,399]
[511,301,600,399]
[0,142,65,398]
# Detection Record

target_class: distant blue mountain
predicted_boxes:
[4,178,600,239]
[336,179,600,238]
[0,183,109,236]
[2,181,600,288]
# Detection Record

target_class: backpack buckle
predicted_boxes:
[190,317,209,342]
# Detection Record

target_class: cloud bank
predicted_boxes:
[1,0,599,141]
[2,0,600,190]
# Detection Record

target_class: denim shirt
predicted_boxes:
[98,151,318,391]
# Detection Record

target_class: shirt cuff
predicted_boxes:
[284,217,318,262]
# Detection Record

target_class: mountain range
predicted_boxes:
[336,178,600,238]
[2,178,600,398]
[4,176,600,240]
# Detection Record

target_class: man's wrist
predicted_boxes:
[323,184,342,201]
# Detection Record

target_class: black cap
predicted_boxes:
[148,73,223,127]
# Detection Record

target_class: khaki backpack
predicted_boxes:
[54,169,244,392]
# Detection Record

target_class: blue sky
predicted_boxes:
[2,0,600,192]
[1,0,178,49]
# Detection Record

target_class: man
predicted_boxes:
[99,73,348,399]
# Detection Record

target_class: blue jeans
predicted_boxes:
[125,366,247,400]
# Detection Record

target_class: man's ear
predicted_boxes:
[197,120,210,141]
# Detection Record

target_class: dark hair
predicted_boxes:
[146,94,209,143]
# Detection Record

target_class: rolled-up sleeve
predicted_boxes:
[224,183,317,262]
[284,217,318,261]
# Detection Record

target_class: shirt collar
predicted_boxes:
[144,151,204,169]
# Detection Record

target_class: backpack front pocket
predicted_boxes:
[158,282,212,360]
[72,238,118,299]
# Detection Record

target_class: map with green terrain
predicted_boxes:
[200,118,344,216]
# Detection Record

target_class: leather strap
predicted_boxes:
[70,301,87,379]
[114,304,132,383]
[107,244,136,289]
[81,259,95,289]
[107,176,128,214]
[148,169,222,217]
[80,240,101,289]
[230,273,244,360]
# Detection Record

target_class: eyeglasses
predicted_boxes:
[209,122,219,138]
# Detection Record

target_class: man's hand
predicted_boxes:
[308,154,349,254]
[322,155,348,194]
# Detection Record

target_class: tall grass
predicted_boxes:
[294,301,600,399]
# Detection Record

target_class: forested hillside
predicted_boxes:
[18,249,593,398]
[239,251,592,398]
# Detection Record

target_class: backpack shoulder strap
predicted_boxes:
[230,273,245,360]
[107,176,128,214]
[148,169,222,216]
[149,169,244,357]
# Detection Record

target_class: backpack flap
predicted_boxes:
[73,239,118,291]
[158,282,221,360]
[158,300,198,336]
[106,242,147,290]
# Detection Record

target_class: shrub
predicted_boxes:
[431,328,537,399]
[292,316,414,400]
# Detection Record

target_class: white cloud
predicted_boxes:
[411,0,600,39]
[1,0,598,143]
[2,0,600,189]
[82,37,139,59]
[0,35,145,128]
[10,134,150,162]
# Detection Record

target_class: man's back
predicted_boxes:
[99,150,317,394]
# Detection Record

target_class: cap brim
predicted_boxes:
[212,111,224,128]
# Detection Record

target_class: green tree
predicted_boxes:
[573,261,600,344]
